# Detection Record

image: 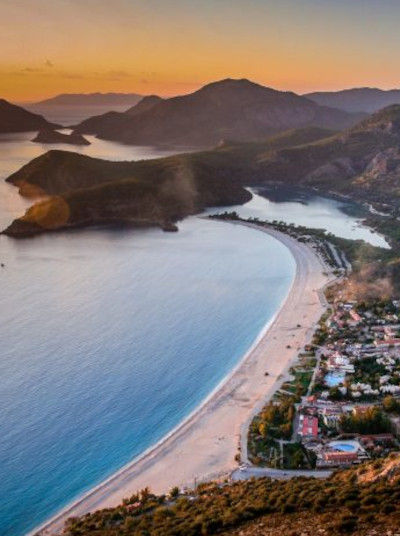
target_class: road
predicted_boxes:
[231,466,332,481]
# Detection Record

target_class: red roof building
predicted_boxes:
[298,415,318,438]
[323,451,358,464]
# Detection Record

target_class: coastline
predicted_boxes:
[30,222,332,536]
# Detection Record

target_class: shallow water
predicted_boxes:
[208,186,389,248]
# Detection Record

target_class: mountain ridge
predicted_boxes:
[305,87,400,113]
[73,78,365,147]
[31,92,143,107]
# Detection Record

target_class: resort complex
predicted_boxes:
[246,225,400,473]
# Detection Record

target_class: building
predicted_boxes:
[298,415,318,439]
[322,451,358,465]
[375,339,400,348]
[322,406,342,429]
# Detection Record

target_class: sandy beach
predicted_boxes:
[32,223,332,536]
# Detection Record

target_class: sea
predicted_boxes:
[0,116,387,536]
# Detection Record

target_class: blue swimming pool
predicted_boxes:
[329,440,359,452]
[325,371,345,387]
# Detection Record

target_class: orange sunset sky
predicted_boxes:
[1,0,400,102]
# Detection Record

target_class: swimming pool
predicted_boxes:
[325,371,345,387]
[329,440,360,452]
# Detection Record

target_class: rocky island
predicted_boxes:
[32,129,91,145]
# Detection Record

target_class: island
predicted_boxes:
[32,129,91,145]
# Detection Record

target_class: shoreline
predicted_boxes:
[29,222,332,536]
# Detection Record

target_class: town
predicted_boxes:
[248,293,400,471]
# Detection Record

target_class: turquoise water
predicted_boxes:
[0,135,296,536]
[330,442,358,452]
[207,186,389,248]
[325,371,346,387]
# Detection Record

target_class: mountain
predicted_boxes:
[33,92,143,107]
[0,99,59,133]
[245,104,400,207]
[73,78,364,147]
[32,129,90,145]
[305,87,400,113]
[125,95,163,116]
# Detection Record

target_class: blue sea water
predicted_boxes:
[0,219,295,536]
[0,134,297,536]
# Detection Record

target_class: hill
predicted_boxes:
[33,92,143,107]
[125,95,163,116]
[0,99,59,133]
[305,87,400,113]
[59,455,400,536]
[3,149,251,237]
[245,104,400,207]
[73,78,364,147]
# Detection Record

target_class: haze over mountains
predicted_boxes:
[22,93,144,125]
[32,92,143,106]
[73,79,364,147]
[305,88,400,114]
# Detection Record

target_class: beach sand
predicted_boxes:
[32,223,332,536]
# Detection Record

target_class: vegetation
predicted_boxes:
[339,408,391,435]
[383,395,400,414]
[64,457,400,536]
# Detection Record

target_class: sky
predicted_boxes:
[1,0,400,101]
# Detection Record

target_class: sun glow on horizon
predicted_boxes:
[1,0,400,102]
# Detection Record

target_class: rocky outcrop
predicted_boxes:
[32,129,90,145]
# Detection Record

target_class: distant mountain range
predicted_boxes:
[73,78,365,147]
[305,87,400,114]
[0,99,59,133]
[33,92,143,107]
[6,104,400,237]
